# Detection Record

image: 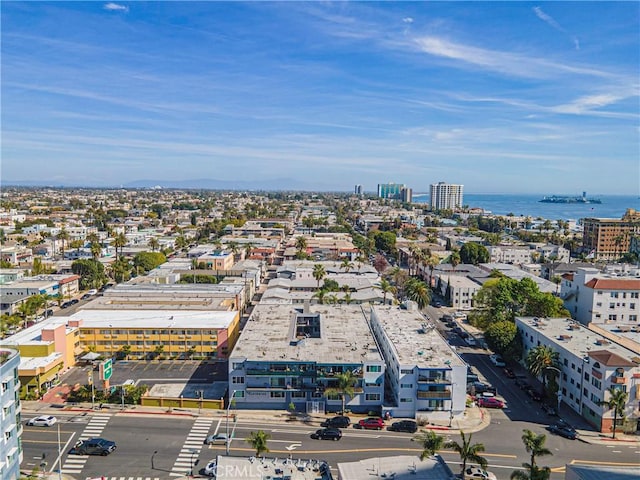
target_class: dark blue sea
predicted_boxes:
[412,194,640,221]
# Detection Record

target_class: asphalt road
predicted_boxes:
[21,410,640,480]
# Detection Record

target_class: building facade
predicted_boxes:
[516,317,640,433]
[377,183,405,200]
[369,307,466,420]
[229,304,385,413]
[561,267,640,326]
[582,209,640,261]
[429,182,463,211]
[0,348,22,479]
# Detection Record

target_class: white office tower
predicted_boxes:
[429,182,463,210]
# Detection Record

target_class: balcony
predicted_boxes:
[612,376,626,385]
[246,368,315,377]
[417,390,451,399]
[417,376,451,385]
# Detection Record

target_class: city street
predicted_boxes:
[21,408,640,480]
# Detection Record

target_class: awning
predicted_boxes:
[80,352,102,361]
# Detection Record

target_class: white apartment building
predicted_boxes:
[433,274,480,309]
[369,306,467,420]
[0,348,22,479]
[561,268,640,325]
[487,245,532,264]
[429,182,463,211]
[516,317,640,433]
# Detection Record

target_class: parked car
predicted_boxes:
[465,336,477,347]
[70,299,79,305]
[321,416,351,428]
[355,417,385,430]
[463,466,497,480]
[489,354,506,367]
[203,460,217,477]
[204,433,229,445]
[81,293,92,300]
[311,428,342,440]
[466,373,480,384]
[503,367,516,379]
[468,382,496,395]
[27,415,57,427]
[525,387,543,402]
[515,376,529,389]
[60,301,72,309]
[387,420,418,433]
[45,309,54,317]
[476,397,505,409]
[541,404,557,416]
[546,422,578,440]
[69,438,117,456]
[87,289,98,296]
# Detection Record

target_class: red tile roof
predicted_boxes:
[584,278,640,290]
[588,349,635,367]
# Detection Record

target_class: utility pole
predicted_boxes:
[88,370,95,410]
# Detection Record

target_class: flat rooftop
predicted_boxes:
[338,455,453,480]
[517,317,640,362]
[68,309,237,330]
[232,304,383,364]
[372,306,466,368]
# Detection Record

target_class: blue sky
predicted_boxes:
[2,1,639,194]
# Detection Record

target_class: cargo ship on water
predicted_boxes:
[539,191,602,204]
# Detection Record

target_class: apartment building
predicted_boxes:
[429,182,463,211]
[377,183,406,200]
[487,245,532,264]
[369,306,466,420]
[516,317,640,433]
[228,303,385,413]
[69,309,239,360]
[0,348,22,480]
[582,209,640,261]
[561,267,640,325]
[432,274,480,309]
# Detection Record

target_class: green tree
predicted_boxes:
[413,430,445,460]
[404,277,431,309]
[133,251,167,273]
[510,465,551,480]
[112,232,127,259]
[340,258,354,273]
[597,387,629,439]
[56,228,70,255]
[445,431,487,477]
[72,259,107,290]
[379,278,395,305]
[246,430,271,457]
[525,345,559,392]
[325,370,359,415]
[484,321,522,362]
[459,242,490,265]
[295,236,308,253]
[148,237,160,252]
[312,264,326,288]
[449,250,461,271]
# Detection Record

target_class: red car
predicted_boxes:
[356,417,385,430]
[477,397,505,409]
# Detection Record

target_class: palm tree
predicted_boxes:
[312,264,326,288]
[413,430,445,460]
[325,370,359,415]
[379,278,395,305]
[445,431,487,477]
[113,232,127,259]
[246,430,271,457]
[148,237,160,252]
[510,465,551,480]
[312,288,327,305]
[404,278,431,309]
[597,387,629,439]
[295,236,308,253]
[449,250,461,271]
[521,430,552,471]
[340,258,354,273]
[525,346,559,392]
[56,228,70,256]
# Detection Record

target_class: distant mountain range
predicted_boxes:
[3,177,332,191]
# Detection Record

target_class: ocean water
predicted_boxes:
[412,194,640,221]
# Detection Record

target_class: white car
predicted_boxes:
[463,466,497,480]
[204,433,229,445]
[87,289,98,296]
[27,415,57,427]
[489,354,506,367]
[203,460,217,477]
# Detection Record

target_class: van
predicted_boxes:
[465,336,477,347]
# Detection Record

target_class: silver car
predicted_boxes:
[27,415,57,427]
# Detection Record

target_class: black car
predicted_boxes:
[70,438,117,455]
[70,298,79,305]
[387,420,418,433]
[311,428,342,441]
[81,293,92,300]
[467,382,496,395]
[546,423,578,440]
[60,301,72,309]
[321,416,351,428]
[525,387,543,401]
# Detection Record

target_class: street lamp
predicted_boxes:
[57,422,62,480]
[190,449,199,477]
[151,450,158,470]
[545,366,562,412]
[226,389,238,455]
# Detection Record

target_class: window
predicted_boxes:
[365,393,380,401]
[630,315,638,322]
[631,303,636,310]
[584,373,590,381]
[400,397,413,403]
[270,392,284,398]
[291,391,306,398]
[400,369,413,374]
[571,363,575,370]
[232,376,244,384]
[591,377,601,389]
[232,391,245,398]
[366,365,381,373]
[608,314,617,321]
[609,303,615,309]
[232,362,243,369]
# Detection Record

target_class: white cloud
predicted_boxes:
[403,17,413,24]
[104,3,129,13]
[533,6,564,32]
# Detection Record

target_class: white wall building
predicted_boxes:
[369,306,467,420]
[0,348,22,479]
[561,268,640,326]
[433,274,480,309]
[487,245,532,264]
[429,182,463,211]
[516,317,640,433]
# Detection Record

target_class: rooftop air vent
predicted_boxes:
[558,335,572,341]
[595,339,610,346]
